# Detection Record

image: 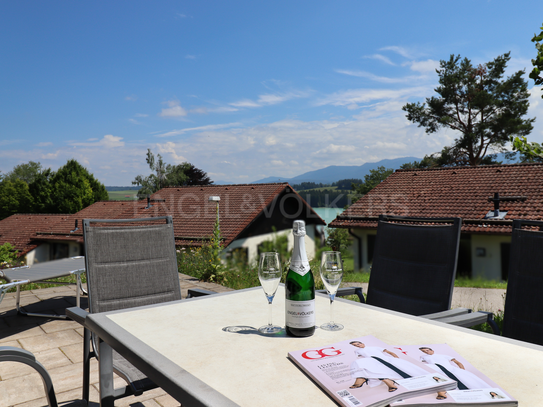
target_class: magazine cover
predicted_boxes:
[288,335,457,407]
[389,344,517,406]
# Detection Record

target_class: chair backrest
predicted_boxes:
[366,215,462,316]
[502,219,543,345]
[83,216,182,314]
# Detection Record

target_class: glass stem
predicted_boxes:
[329,297,335,324]
[268,299,273,326]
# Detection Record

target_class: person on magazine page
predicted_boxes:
[419,347,492,390]
[348,341,431,393]
[490,391,506,399]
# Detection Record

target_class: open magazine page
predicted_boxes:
[288,335,456,407]
[389,344,517,406]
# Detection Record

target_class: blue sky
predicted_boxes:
[1,1,543,185]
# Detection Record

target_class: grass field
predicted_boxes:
[107,189,139,200]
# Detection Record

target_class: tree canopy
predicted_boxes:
[351,166,393,204]
[403,52,535,166]
[530,23,543,98]
[0,159,108,219]
[132,149,213,196]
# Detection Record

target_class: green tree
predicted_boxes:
[403,53,534,166]
[49,160,108,213]
[325,227,350,253]
[530,23,543,98]
[352,166,393,199]
[0,179,33,219]
[28,168,55,213]
[0,242,19,268]
[4,161,43,184]
[133,149,213,196]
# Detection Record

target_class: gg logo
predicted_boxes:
[301,347,342,359]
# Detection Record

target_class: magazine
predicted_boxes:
[288,335,457,407]
[389,344,517,406]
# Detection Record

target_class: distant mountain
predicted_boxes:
[252,157,421,185]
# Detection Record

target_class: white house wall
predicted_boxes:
[471,234,511,281]
[225,224,319,264]
[348,229,376,272]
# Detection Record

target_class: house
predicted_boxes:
[329,163,543,281]
[2,183,325,265]
[0,214,69,265]
[124,183,326,261]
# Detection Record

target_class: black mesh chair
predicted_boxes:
[502,219,543,346]
[67,216,182,404]
[340,215,498,332]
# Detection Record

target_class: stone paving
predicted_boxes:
[0,277,505,407]
[0,274,233,407]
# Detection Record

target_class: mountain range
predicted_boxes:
[250,157,421,185]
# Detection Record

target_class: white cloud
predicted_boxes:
[409,59,440,73]
[316,86,431,107]
[159,100,188,117]
[335,69,428,84]
[380,46,414,59]
[230,90,310,108]
[36,142,53,147]
[156,122,244,137]
[363,54,395,65]
[70,135,125,148]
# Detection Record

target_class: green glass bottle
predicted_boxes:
[285,220,315,337]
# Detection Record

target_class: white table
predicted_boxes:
[85,286,543,406]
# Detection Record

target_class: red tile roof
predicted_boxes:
[33,201,136,244]
[129,183,325,246]
[0,214,69,256]
[31,183,325,248]
[329,163,543,235]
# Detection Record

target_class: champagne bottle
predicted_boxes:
[285,220,315,337]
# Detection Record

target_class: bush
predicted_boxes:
[0,242,21,269]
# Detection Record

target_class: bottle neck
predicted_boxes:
[290,233,310,275]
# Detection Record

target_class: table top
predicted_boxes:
[87,286,543,406]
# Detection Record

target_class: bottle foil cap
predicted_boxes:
[292,220,306,237]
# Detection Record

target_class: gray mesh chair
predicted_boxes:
[351,215,498,331]
[68,216,182,404]
[0,347,85,407]
[502,219,543,346]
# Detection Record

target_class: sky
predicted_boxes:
[2,1,543,186]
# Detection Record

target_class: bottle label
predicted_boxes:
[289,262,311,276]
[285,299,316,328]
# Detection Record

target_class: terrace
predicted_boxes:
[0,273,233,407]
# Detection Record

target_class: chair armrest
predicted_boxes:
[187,288,217,298]
[420,308,472,320]
[426,311,500,335]
[66,306,89,326]
[0,346,38,363]
[317,287,365,303]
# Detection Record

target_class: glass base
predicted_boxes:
[258,324,283,334]
[320,322,344,331]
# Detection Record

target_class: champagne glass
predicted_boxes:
[320,251,344,331]
[258,252,283,334]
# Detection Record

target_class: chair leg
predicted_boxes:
[83,328,91,402]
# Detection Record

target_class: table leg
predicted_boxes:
[98,339,115,407]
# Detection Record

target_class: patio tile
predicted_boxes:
[60,342,83,364]
[40,319,81,334]
[19,329,82,353]
[0,371,49,406]
[154,393,182,407]
[35,347,73,371]
[0,360,35,381]
[0,324,43,343]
